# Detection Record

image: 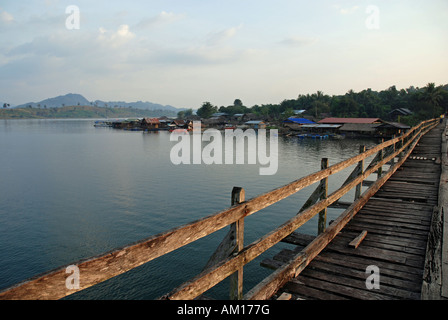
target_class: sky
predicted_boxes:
[0,0,447,109]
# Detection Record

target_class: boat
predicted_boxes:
[297,133,329,140]
[330,134,346,140]
[94,120,111,127]
[170,129,189,134]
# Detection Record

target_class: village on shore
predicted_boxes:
[95,108,414,140]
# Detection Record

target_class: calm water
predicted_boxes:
[0,119,378,299]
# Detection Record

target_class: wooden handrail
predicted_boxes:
[0,118,439,300]
[245,120,438,299]
[163,119,438,300]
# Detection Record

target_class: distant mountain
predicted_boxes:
[14,93,183,112]
[15,93,90,109]
[91,99,181,112]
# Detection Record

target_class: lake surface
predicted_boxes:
[0,119,378,299]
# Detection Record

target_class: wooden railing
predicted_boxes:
[0,119,439,300]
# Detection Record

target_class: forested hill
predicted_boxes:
[0,105,177,119]
[196,83,448,126]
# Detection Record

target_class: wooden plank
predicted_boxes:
[335,232,427,255]
[314,252,424,280]
[357,211,431,227]
[349,230,368,249]
[284,279,350,300]
[352,216,431,232]
[422,123,446,300]
[338,230,428,250]
[299,268,421,300]
[276,292,292,300]
[282,232,315,247]
[324,241,419,266]
[360,209,433,221]
[305,259,422,293]
[267,247,423,291]
[346,221,430,239]
[287,275,389,300]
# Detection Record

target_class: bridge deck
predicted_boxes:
[263,124,443,300]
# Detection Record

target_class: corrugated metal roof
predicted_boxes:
[319,118,381,124]
[389,108,413,116]
[300,124,342,129]
[284,118,316,124]
[144,118,160,124]
[377,121,411,129]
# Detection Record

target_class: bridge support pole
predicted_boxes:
[377,139,384,178]
[230,187,245,300]
[355,146,366,200]
[318,158,329,234]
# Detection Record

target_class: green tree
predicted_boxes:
[422,83,444,118]
[177,110,185,119]
[196,102,218,119]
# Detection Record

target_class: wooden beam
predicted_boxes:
[277,292,292,300]
[348,230,368,249]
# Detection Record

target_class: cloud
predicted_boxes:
[0,9,14,24]
[206,24,243,46]
[333,5,360,15]
[278,36,318,47]
[135,11,185,29]
[97,24,136,48]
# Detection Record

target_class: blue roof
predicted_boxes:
[284,118,316,124]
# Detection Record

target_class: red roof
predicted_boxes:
[319,118,381,124]
[144,118,160,124]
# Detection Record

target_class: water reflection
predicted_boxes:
[0,120,380,299]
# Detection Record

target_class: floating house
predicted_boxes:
[375,121,411,137]
[245,120,266,129]
[283,118,316,130]
[389,108,413,121]
[318,117,409,138]
[111,119,142,130]
[319,118,383,125]
[141,118,160,131]
[318,118,382,137]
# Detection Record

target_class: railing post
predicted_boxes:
[398,132,405,159]
[230,187,245,300]
[355,146,366,200]
[318,158,329,234]
[377,139,384,178]
[389,134,396,165]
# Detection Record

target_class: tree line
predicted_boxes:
[190,83,448,126]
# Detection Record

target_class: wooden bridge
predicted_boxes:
[1,118,446,300]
